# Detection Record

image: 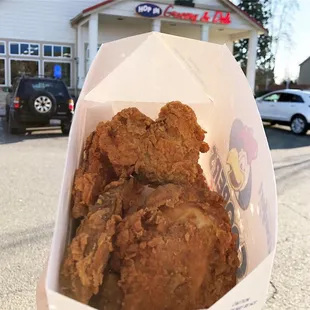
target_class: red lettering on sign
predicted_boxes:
[163,5,231,25]
[200,11,210,23]
[164,4,198,23]
[212,11,231,24]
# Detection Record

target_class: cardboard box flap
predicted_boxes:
[79,32,152,100]
[84,32,216,105]
[208,253,275,310]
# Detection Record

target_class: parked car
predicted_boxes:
[256,89,310,135]
[5,76,74,135]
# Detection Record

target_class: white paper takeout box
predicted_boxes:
[46,32,277,310]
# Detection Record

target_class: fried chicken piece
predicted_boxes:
[114,184,239,310]
[90,271,123,310]
[60,178,143,304]
[136,101,209,185]
[97,108,154,177]
[89,178,145,217]
[72,123,118,219]
[98,101,209,186]
[60,210,121,304]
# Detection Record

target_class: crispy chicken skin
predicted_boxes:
[63,101,238,309]
[61,179,143,304]
[98,101,209,186]
[114,184,239,310]
[60,210,120,304]
[97,108,154,177]
[71,123,118,219]
[90,271,123,310]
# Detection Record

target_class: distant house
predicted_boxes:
[299,57,310,85]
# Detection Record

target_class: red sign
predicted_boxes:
[163,4,231,25]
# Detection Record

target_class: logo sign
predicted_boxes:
[209,119,258,279]
[164,4,231,24]
[136,3,162,18]
[53,64,62,79]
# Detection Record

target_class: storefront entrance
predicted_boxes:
[72,0,265,91]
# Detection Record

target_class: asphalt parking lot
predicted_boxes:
[0,118,309,310]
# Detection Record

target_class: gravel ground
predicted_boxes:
[0,118,309,310]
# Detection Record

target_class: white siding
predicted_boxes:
[99,18,152,43]
[0,0,100,43]
[81,17,152,43]
[161,22,201,40]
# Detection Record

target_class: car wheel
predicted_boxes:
[29,91,56,117]
[8,113,25,135]
[290,115,308,135]
[61,121,71,135]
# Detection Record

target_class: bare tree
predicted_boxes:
[269,0,299,84]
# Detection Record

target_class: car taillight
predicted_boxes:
[13,97,20,109]
[68,99,74,112]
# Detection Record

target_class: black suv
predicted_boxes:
[5,76,74,135]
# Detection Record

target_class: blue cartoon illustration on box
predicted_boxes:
[227,119,258,210]
[209,119,258,279]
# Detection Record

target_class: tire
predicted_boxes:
[8,113,25,135]
[29,91,56,117]
[290,115,308,135]
[61,121,71,135]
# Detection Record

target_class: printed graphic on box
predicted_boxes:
[209,119,258,279]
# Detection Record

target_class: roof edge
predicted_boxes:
[71,0,267,33]
[83,0,114,14]
[299,56,310,66]
[220,0,267,34]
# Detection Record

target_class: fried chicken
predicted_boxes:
[114,184,239,310]
[60,210,120,305]
[97,108,154,177]
[89,271,123,310]
[60,179,144,304]
[72,123,118,219]
[63,101,238,309]
[98,101,209,186]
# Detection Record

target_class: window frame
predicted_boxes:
[43,60,73,88]
[8,42,40,57]
[9,58,41,86]
[278,93,305,103]
[0,58,6,86]
[262,93,281,102]
[0,41,6,55]
[43,44,72,59]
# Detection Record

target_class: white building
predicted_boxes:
[0,0,265,92]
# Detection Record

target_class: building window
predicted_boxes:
[10,59,39,85]
[0,59,5,85]
[175,0,195,7]
[43,45,72,58]
[44,62,71,87]
[9,42,40,56]
[10,43,19,55]
[54,46,62,57]
[0,42,5,55]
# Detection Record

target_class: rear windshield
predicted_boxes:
[19,79,70,98]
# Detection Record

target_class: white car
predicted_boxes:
[256,89,310,135]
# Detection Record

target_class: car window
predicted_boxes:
[23,80,70,98]
[263,93,281,102]
[278,93,304,103]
